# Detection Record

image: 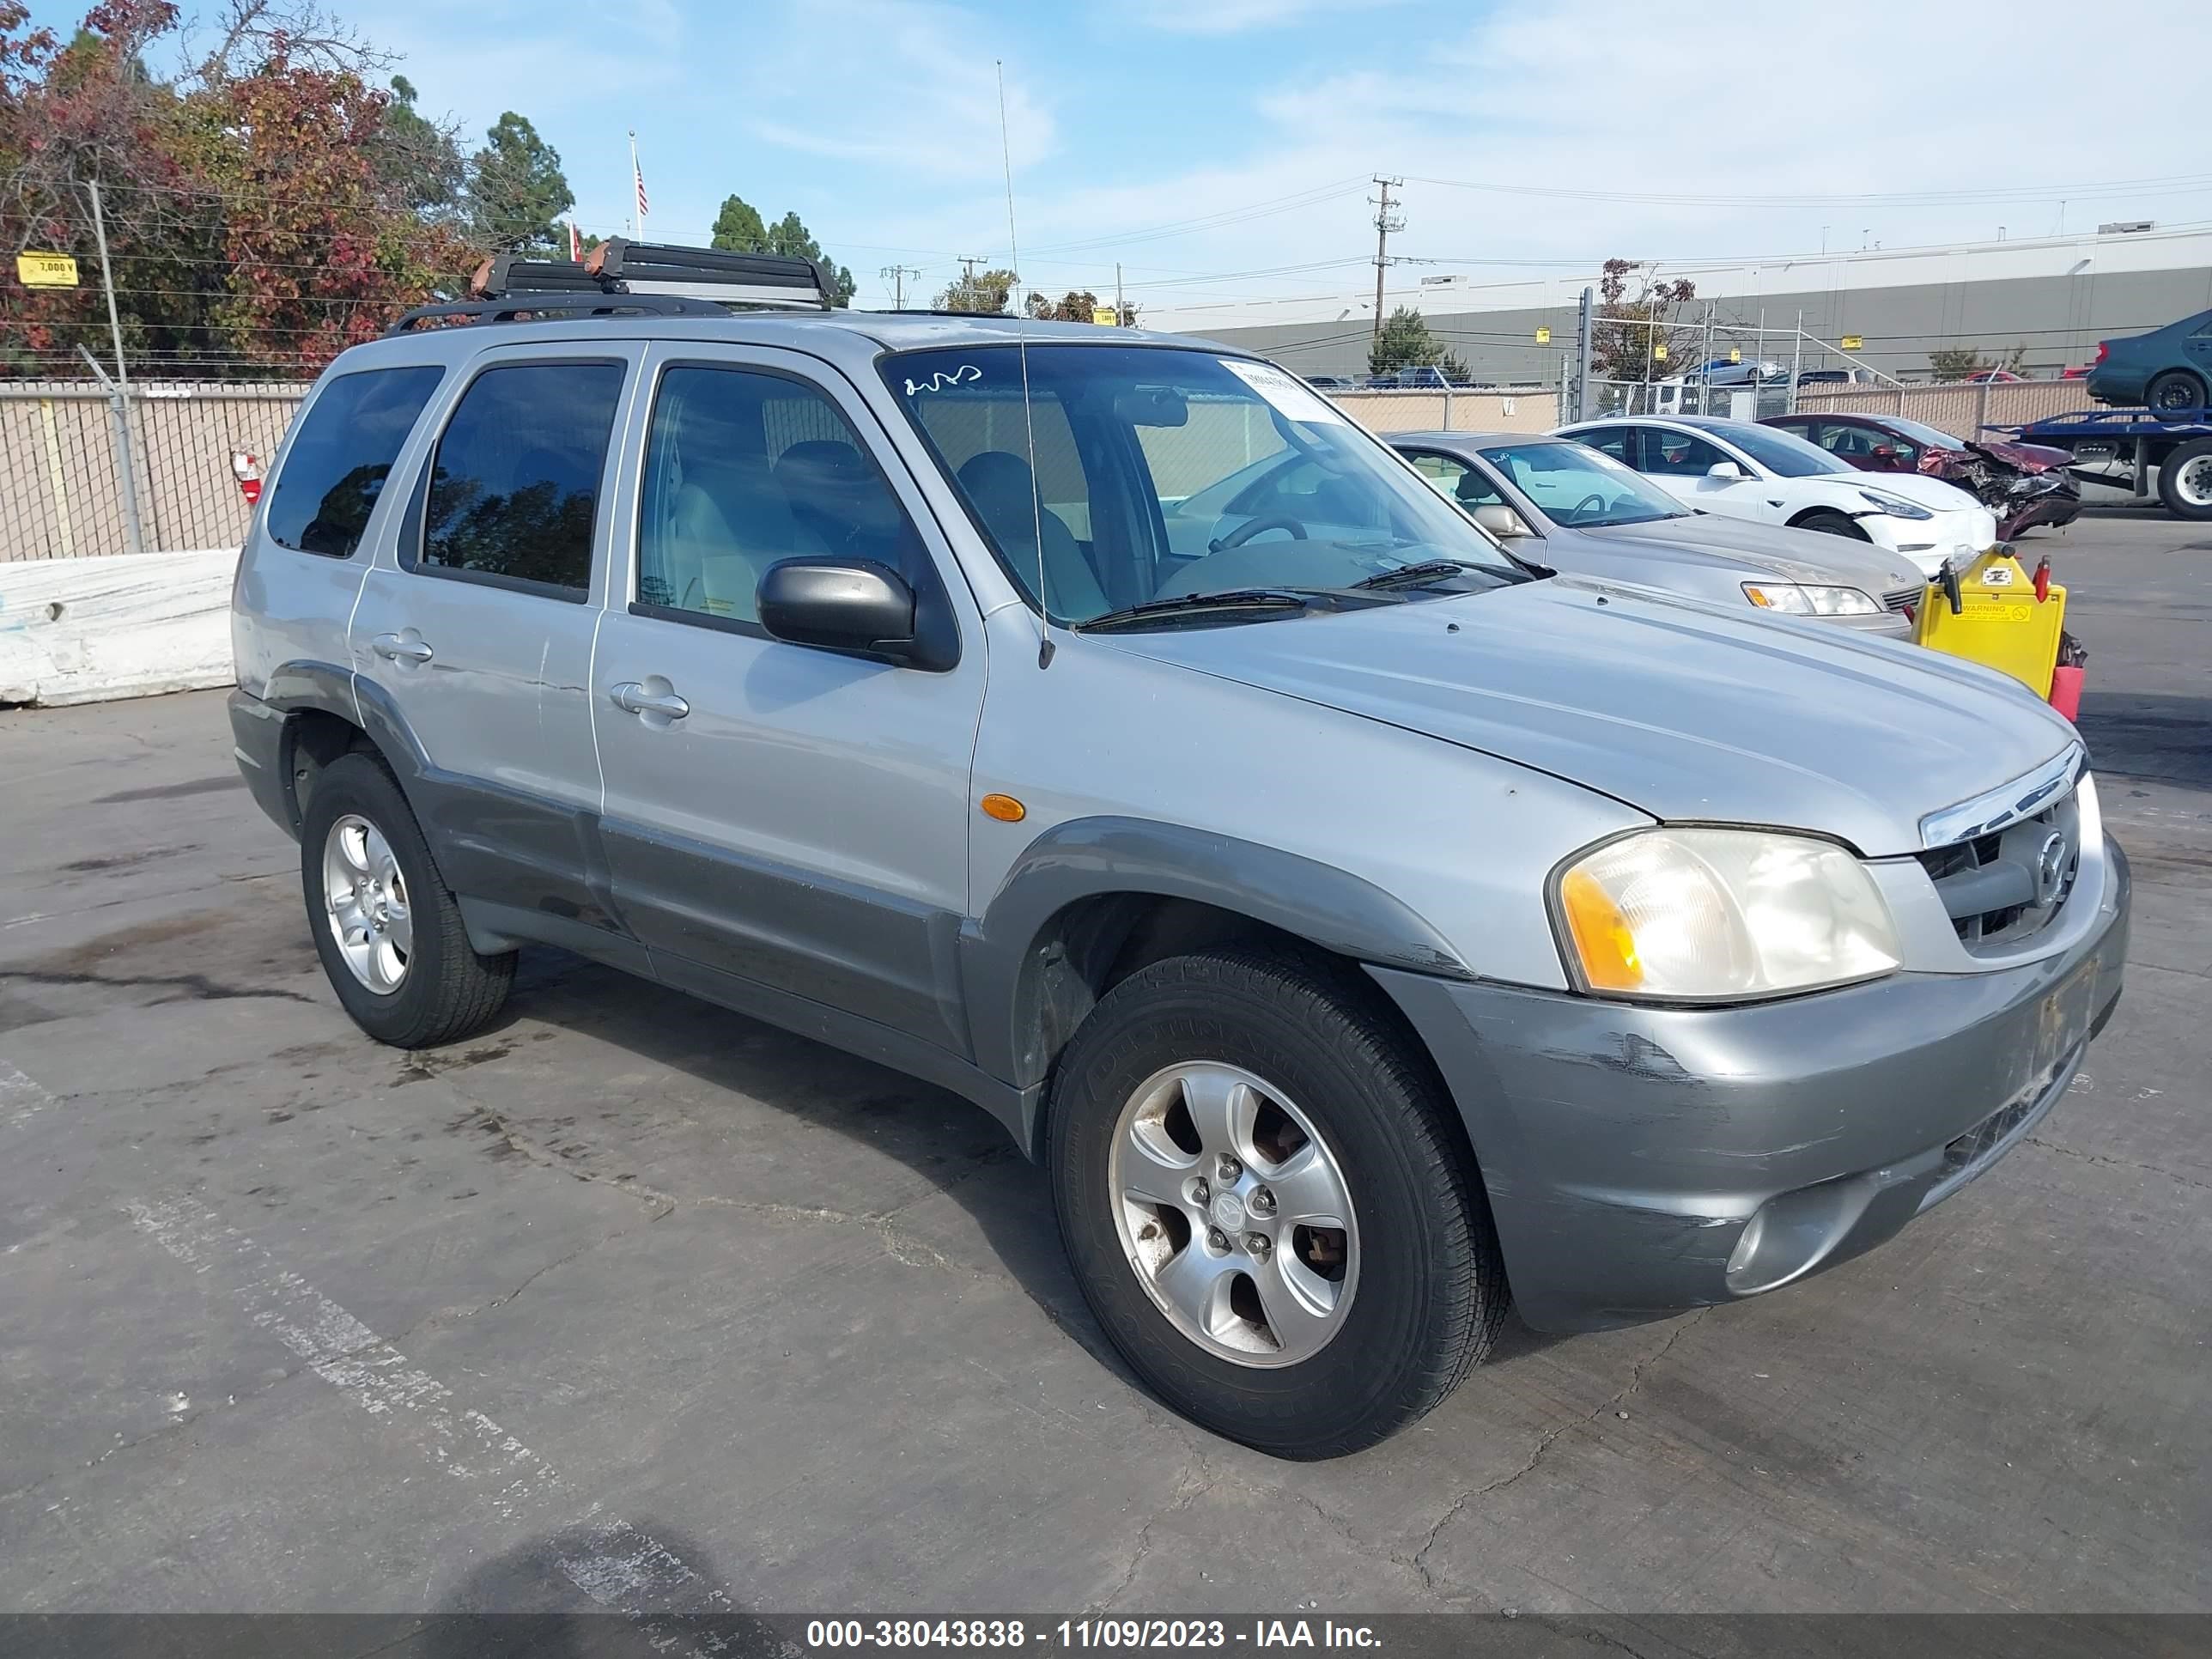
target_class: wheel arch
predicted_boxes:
[262,661,431,833]
[963,817,1474,1158]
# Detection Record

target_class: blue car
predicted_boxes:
[2086,307,2212,411]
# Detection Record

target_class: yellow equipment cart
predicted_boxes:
[1914,549,2069,701]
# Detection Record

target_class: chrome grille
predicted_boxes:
[1881,586,1920,615]
[1914,786,2080,950]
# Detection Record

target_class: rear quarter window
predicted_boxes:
[264,367,444,558]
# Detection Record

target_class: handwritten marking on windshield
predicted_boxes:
[904,364,981,395]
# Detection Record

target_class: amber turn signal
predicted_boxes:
[1558,866,1643,991]
[980,793,1027,823]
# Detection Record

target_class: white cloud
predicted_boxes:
[998,0,2212,325]
[736,1,1054,180]
[1125,0,1399,35]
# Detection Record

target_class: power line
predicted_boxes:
[1403,170,2212,210]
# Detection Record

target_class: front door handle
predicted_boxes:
[611,681,690,720]
[371,631,434,664]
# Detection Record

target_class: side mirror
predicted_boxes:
[1472,503,1534,539]
[1705,460,1745,481]
[758,559,920,662]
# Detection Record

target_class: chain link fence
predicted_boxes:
[2,381,307,562]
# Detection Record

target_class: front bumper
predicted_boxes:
[1371,836,2129,1332]
[1862,507,2000,579]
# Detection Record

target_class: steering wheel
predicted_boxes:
[1210,514,1309,553]
[1569,493,1607,521]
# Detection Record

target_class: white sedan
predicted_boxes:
[1553,415,1997,578]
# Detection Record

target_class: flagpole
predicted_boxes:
[629,130,645,239]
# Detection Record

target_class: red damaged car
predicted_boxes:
[1764,412,2081,539]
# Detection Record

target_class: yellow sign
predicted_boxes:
[1534,326,1551,344]
[1840,334,1863,351]
[1091,307,1117,326]
[1728,348,1741,364]
[1653,343,1668,362]
[17,252,79,289]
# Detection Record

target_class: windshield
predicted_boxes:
[1701,421,1856,478]
[1883,416,1968,451]
[1476,441,1686,528]
[882,344,1521,625]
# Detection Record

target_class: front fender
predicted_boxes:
[960,815,1473,1140]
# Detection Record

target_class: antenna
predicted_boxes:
[997,59,1054,669]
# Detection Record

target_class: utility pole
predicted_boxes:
[1574,286,1595,422]
[1115,261,1124,326]
[1370,176,1403,350]
[83,180,145,556]
[879,264,919,310]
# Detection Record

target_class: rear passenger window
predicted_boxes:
[636,366,925,624]
[265,367,442,558]
[418,362,625,598]
[1576,427,1636,465]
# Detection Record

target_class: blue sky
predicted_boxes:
[34,0,2212,319]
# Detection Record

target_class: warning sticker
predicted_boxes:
[1219,359,1347,426]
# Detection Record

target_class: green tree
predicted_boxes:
[709,192,768,252]
[373,75,464,218]
[1929,342,2027,382]
[709,195,855,305]
[466,111,573,253]
[1368,307,1469,380]
[935,267,1017,314]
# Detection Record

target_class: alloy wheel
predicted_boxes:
[321,812,412,994]
[1108,1061,1358,1367]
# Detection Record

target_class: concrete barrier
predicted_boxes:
[0,549,238,707]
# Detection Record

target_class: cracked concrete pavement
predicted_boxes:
[0,514,2206,1617]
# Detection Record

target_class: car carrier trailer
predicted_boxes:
[1996,407,2212,520]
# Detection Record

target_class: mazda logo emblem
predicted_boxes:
[2035,830,2072,906]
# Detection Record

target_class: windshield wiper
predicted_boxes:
[1073,588,1320,633]
[1348,558,1486,592]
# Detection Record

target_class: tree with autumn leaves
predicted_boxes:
[1,0,557,376]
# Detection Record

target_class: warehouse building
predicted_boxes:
[1159,222,2212,386]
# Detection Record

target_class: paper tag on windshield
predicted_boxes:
[1219,359,1347,426]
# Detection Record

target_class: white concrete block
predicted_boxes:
[0,549,239,707]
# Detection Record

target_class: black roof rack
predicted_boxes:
[386,239,838,335]
[386,295,729,334]
[587,239,835,308]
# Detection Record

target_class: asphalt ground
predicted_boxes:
[1,511,2205,1629]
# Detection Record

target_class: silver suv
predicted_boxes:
[230,301,2129,1458]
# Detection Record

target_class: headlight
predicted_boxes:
[1553,828,1900,1001]
[1742,582,1880,616]
[1856,489,1933,520]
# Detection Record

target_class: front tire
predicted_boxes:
[1047,949,1506,1458]
[1791,508,1870,539]
[300,751,514,1048]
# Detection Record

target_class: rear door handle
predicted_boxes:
[371,632,434,664]
[611,681,690,720]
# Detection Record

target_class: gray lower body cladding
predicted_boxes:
[1370,839,2130,1333]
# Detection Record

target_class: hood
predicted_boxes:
[1105,578,2077,859]
[1962,437,2070,473]
[1580,514,1920,592]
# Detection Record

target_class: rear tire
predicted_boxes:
[2145,370,2208,415]
[1791,508,1870,540]
[300,751,514,1048]
[2156,435,2212,521]
[1046,948,1507,1458]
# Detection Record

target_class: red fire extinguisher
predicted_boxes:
[231,450,263,506]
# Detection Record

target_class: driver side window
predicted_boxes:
[1644,431,1729,476]
[1406,452,1503,508]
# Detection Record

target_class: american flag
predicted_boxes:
[633,157,650,223]
[568,221,582,262]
